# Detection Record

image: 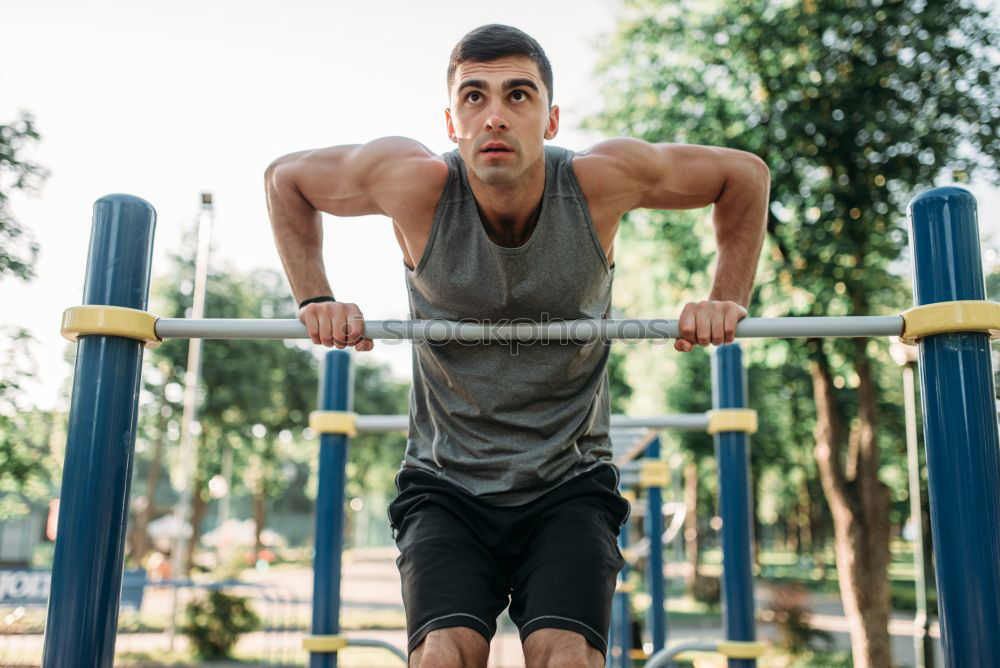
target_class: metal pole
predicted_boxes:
[908,186,1000,667]
[168,192,214,648]
[903,363,934,668]
[42,195,156,667]
[616,525,632,668]
[712,344,756,668]
[311,350,352,668]
[153,315,905,342]
[352,413,709,434]
[645,438,667,654]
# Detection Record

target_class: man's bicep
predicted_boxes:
[634,143,737,212]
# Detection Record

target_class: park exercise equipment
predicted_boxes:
[610,345,759,668]
[309,400,748,666]
[47,186,1000,667]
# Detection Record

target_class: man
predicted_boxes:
[266,24,768,668]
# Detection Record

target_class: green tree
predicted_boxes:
[591,1,999,664]
[131,248,319,572]
[0,330,61,520]
[0,112,45,281]
[0,112,51,521]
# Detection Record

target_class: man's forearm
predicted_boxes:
[708,160,770,307]
[266,168,333,302]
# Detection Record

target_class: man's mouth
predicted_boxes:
[481,143,514,154]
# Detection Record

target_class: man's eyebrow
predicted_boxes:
[456,78,541,95]
[457,79,488,95]
[503,78,540,94]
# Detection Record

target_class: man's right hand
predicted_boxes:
[298,301,374,351]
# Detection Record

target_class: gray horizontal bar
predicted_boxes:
[155,316,904,341]
[353,414,707,434]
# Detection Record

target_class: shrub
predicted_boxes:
[181,589,261,660]
[769,583,833,654]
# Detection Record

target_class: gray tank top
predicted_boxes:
[402,145,614,505]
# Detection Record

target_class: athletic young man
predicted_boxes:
[266,24,769,668]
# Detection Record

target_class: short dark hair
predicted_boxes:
[447,24,554,105]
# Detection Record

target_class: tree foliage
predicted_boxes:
[0,112,45,282]
[590,1,998,662]
[0,329,61,520]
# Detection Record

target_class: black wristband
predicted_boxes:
[298,295,337,309]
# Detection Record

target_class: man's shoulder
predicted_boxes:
[570,138,654,207]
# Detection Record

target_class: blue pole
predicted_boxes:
[645,438,667,654]
[42,195,156,668]
[712,344,756,668]
[311,350,353,668]
[908,186,1000,667]
[617,518,632,668]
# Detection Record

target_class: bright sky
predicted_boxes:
[1,0,616,409]
[3,0,998,411]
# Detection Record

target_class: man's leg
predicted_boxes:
[508,466,630,666]
[388,470,510,667]
[522,628,603,668]
[410,627,490,668]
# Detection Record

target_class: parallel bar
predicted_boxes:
[352,414,708,433]
[712,344,757,668]
[311,351,353,668]
[154,316,904,342]
[909,186,1000,667]
[43,195,156,668]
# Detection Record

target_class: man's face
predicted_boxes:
[446,56,559,187]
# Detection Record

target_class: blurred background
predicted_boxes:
[2,0,999,665]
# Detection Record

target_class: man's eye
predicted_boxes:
[511,90,528,102]
[467,92,482,103]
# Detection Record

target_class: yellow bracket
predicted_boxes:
[638,460,670,488]
[61,305,160,348]
[615,580,635,594]
[309,411,358,436]
[706,409,758,435]
[900,300,1000,345]
[302,634,348,653]
[675,641,767,662]
[620,489,637,504]
[717,640,767,659]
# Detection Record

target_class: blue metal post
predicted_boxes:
[712,344,756,668]
[645,438,667,654]
[311,350,353,668]
[617,518,632,668]
[908,186,1000,667]
[42,195,156,668]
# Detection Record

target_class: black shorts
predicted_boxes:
[387,464,630,656]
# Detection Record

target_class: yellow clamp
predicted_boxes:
[675,641,767,662]
[717,641,767,659]
[302,634,348,653]
[900,300,1000,345]
[309,411,358,436]
[638,460,670,489]
[706,409,758,435]
[61,305,161,348]
[620,489,637,504]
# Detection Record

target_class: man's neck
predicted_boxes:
[467,158,546,247]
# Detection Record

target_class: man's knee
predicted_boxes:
[410,626,489,668]
[523,628,604,668]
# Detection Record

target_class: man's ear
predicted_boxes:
[445,108,457,143]
[544,105,560,140]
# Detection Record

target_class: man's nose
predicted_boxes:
[484,110,509,132]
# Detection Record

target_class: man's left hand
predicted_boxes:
[675,300,748,352]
